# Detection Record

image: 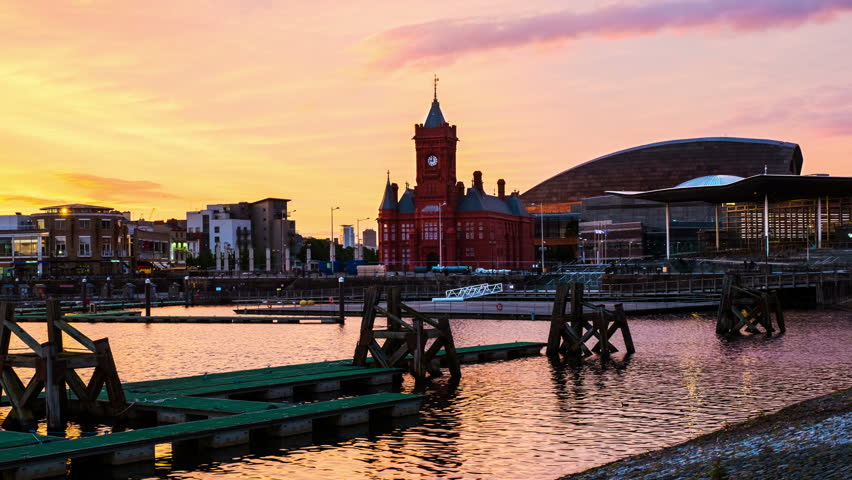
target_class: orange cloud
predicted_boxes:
[365,0,852,70]
[56,173,181,202]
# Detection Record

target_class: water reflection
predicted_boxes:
[2,307,851,479]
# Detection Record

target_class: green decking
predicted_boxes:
[0,393,421,467]
[0,341,544,474]
[0,431,61,450]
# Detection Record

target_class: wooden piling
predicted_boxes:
[614,303,635,354]
[546,284,570,357]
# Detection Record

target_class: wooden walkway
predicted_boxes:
[238,299,716,320]
[15,315,343,324]
[0,341,543,478]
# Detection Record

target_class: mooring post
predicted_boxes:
[44,342,66,432]
[595,307,610,357]
[184,275,191,308]
[144,279,152,317]
[412,315,424,379]
[546,283,569,357]
[570,282,584,344]
[353,286,380,366]
[338,276,345,323]
[80,277,87,308]
[614,303,635,354]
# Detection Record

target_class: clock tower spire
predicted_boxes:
[414,77,458,206]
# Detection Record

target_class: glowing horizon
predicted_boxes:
[1,1,851,237]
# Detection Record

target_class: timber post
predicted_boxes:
[546,284,569,357]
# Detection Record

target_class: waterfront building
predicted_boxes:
[377,89,534,271]
[0,214,49,278]
[128,220,171,272]
[153,219,188,266]
[522,138,804,261]
[608,174,852,257]
[340,225,355,249]
[30,204,131,276]
[186,198,293,271]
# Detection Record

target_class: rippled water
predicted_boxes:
[7,306,852,479]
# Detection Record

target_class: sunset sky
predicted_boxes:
[2,0,851,237]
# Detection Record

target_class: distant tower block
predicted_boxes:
[249,248,255,272]
[265,247,271,272]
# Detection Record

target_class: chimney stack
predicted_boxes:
[391,183,399,200]
[497,179,506,199]
[473,171,484,193]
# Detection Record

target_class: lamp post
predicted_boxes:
[437,202,447,267]
[530,203,545,272]
[356,217,370,260]
[338,276,345,322]
[283,209,296,274]
[330,206,340,267]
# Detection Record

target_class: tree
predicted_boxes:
[239,248,250,271]
[197,248,215,270]
[363,248,378,263]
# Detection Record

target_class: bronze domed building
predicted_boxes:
[522,137,803,207]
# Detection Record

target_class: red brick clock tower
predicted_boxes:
[378,79,534,271]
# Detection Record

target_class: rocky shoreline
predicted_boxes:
[558,387,851,480]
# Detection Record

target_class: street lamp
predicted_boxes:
[356,217,370,260]
[530,203,545,272]
[330,207,340,265]
[283,210,296,273]
[437,202,447,267]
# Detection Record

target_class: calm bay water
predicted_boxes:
[7,306,852,479]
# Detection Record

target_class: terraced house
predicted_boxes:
[31,204,131,276]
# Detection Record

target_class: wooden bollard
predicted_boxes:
[145,280,152,317]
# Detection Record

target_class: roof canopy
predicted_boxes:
[608,174,852,203]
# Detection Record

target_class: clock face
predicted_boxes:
[427,155,438,167]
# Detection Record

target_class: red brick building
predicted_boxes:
[377,92,534,271]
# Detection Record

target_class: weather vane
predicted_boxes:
[433,74,439,100]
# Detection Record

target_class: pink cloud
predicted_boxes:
[717,86,852,138]
[366,0,852,70]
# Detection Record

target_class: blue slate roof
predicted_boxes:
[505,195,529,216]
[458,188,524,215]
[379,179,398,210]
[424,99,446,127]
[398,188,416,213]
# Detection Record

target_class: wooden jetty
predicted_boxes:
[0,297,545,479]
[15,315,342,324]
[546,283,635,358]
[355,286,461,381]
[716,274,785,335]
[0,301,126,431]
[0,393,422,479]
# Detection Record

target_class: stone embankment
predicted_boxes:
[559,387,851,480]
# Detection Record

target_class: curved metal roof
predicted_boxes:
[676,175,744,188]
[608,174,852,203]
[521,137,803,206]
